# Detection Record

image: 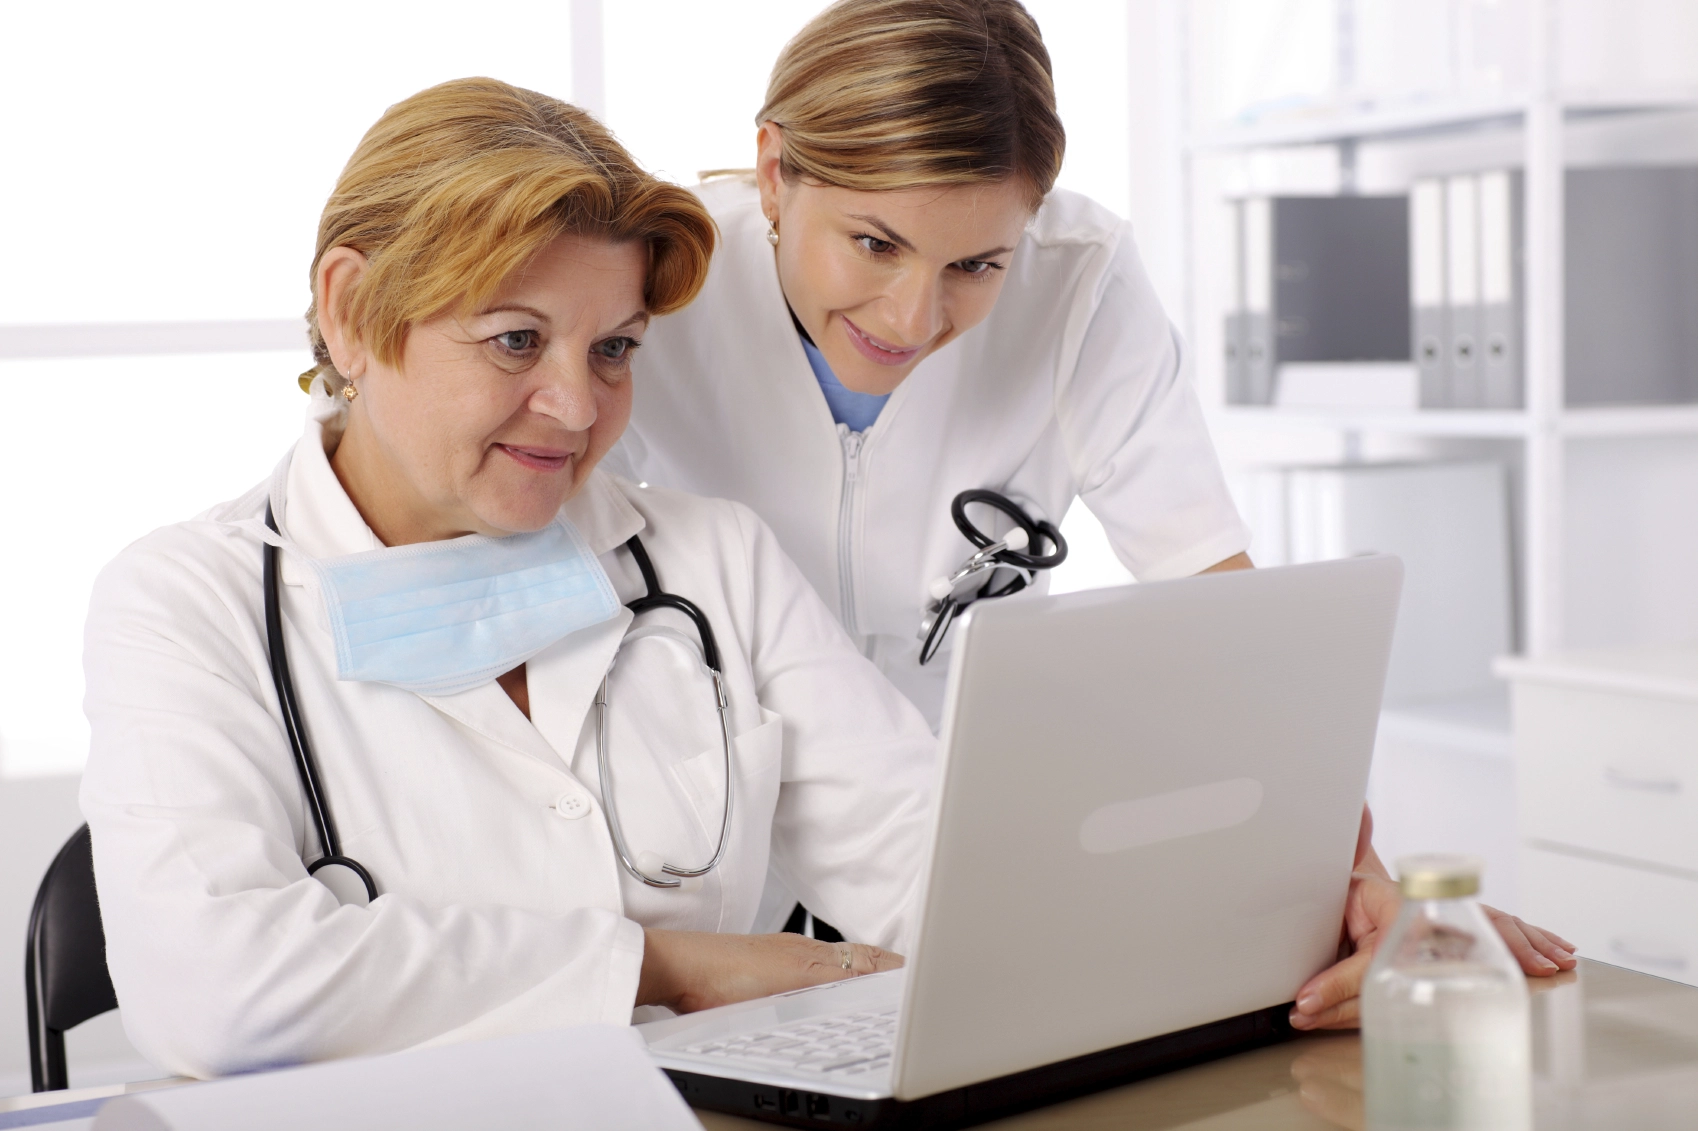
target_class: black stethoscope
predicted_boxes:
[917,489,1068,665]
[262,507,732,903]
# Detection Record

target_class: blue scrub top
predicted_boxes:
[801,335,889,433]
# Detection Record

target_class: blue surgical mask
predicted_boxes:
[300,517,621,697]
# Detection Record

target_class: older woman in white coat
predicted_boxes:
[612,0,1575,1028]
[79,78,928,1080]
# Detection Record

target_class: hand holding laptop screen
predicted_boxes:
[1288,808,1577,1030]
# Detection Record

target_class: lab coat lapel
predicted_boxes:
[525,608,633,770]
[420,608,633,772]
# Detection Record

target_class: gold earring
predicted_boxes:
[341,382,359,402]
[765,217,779,247]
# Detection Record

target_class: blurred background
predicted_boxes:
[2,0,1696,1094]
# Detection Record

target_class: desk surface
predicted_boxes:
[5,960,1693,1130]
[696,960,1698,1131]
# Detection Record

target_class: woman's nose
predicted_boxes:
[884,271,946,346]
[527,357,598,431]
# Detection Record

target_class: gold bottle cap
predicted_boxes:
[1397,854,1482,900]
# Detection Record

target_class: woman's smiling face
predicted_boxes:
[757,124,1032,397]
[317,234,649,546]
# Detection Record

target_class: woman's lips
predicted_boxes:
[841,317,923,366]
[497,444,573,472]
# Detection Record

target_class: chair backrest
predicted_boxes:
[25,823,118,1091]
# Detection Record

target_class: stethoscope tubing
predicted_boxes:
[262,513,730,901]
[263,504,380,904]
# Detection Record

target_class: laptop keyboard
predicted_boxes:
[680,1008,898,1077]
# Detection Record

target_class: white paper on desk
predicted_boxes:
[89,1024,700,1131]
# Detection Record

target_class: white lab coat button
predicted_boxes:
[554,791,592,820]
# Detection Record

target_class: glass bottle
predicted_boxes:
[1362,855,1532,1131]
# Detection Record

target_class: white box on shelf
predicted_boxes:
[1274,362,1420,409]
[1286,460,1513,705]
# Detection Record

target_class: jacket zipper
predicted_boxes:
[837,426,865,633]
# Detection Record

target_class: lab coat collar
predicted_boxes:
[278,380,647,581]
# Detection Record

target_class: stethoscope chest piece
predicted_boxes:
[918,489,1067,665]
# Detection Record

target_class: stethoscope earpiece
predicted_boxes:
[917,489,1069,666]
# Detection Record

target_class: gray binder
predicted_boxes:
[1566,165,1698,406]
[1410,179,1450,407]
[1445,175,1484,408]
[1223,199,1248,404]
[1272,194,1411,369]
[1479,170,1524,409]
[1242,197,1275,404]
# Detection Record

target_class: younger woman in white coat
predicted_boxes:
[613,0,1576,1029]
[79,78,929,1080]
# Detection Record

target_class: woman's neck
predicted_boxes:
[329,408,469,547]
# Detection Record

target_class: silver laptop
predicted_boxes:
[640,555,1402,1127]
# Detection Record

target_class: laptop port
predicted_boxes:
[781,1089,802,1116]
[807,1093,831,1119]
[752,1090,778,1111]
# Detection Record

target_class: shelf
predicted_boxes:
[1560,405,1698,437]
[1188,88,1698,152]
[1188,97,1525,152]
[1212,405,1530,438]
[1212,403,1698,439]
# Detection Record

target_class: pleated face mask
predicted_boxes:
[303,517,621,697]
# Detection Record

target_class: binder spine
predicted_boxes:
[1242,197,1275,405]
[1224,199,1247,404]
[1479,170,1524,409]
[1411,179,1450,408]
[1446,175,1484,408]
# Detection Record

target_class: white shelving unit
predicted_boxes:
[1177,0,1698,660]
[1168,0,1698,910]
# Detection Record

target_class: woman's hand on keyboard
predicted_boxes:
[637,930,904,1014]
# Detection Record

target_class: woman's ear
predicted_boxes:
[754,122,786,227]
[316,247,372,380]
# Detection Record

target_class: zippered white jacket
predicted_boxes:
[612,178,1250,728]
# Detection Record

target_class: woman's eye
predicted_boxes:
[594,336,639,361]
[855,234,896,256]
[492,329,539,353]
[956,259,1002,277]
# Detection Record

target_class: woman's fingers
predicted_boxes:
[1484,908,1576,976]
[1291,944,1376,1030]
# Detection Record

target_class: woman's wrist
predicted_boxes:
[637,928,684,1009]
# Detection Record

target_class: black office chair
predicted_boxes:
[25,824,118,1092]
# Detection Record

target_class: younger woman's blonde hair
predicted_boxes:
[305,77,716,380]
[756,0,1065,209]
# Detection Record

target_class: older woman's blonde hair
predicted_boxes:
[304,77,715,382]
[752,0,1065,209]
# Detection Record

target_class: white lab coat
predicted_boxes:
[79,388,936,1080]
[612,178,1250,729]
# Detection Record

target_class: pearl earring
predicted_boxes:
[765,217,779,247]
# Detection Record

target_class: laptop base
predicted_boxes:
[662,1002,1295,1129]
